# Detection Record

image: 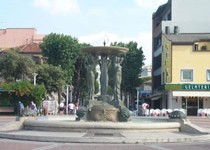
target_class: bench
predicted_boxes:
[0,107,14,113]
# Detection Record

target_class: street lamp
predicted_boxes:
[69,85,74,103]
[32,73,38,85]
[66,85,70,115]
[65,85,74,115]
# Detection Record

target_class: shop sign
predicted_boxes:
[182,84,210,90]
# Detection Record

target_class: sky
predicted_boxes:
[0,0,168,66]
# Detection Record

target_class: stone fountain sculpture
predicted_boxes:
[81,46,130,122]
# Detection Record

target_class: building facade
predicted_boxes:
[0,28,46,82]
[0,28,44,49]
[0,28,45,63]
[152,0,210,115]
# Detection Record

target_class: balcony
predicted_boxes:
[154,45,162,57]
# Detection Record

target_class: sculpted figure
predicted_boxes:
[113,56,123,102]
[86,54,97,100]
[99,55,110,96]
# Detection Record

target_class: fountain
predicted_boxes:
[0,45,203,144]
[81,46,130,122]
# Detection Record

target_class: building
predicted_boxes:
[0,28,45,64]
[136,65,152,113]
[152,0,210,115]
[139,65,152,78]
[0,28,44,49]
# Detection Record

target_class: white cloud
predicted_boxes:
[88,8,106,17]
[34,0,79,15]
[79,32,152,66]
[135,0,168,9]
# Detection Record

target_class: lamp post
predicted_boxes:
[32,73,38,85]
[66,85,69,115]
[136,88,139,115]
[69,85,74,103]
[66,85,74,115]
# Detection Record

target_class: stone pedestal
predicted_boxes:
[87,101,119,122]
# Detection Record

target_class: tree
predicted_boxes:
[0,81,46,107]
[36,64,66,94]
[111,41,145,99]
[40,33,80,84]
[72,43,89,101]
[0,49,36,82]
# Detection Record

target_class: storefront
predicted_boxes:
[165,84,210,116]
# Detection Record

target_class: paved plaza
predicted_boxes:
[0,115,210,144]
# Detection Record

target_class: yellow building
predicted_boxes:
[162,33,210,115]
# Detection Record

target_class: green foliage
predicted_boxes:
[40,33,80,83]
[0,81,46,107]
[0,50,36,82]
[36,64,66,93]
[111,41,145,96]
[72,43,91,100]
[31,84,46,104]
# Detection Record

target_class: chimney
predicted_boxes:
[165,26,170,34]
[174,26,179,34]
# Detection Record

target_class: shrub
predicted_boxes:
[76,106,86,118]
[119,106,131,122]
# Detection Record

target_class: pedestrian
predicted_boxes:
[59,102,64,115]
[68,102,75,114]
[18,101,22,116]
[142,103,149,116]
[75,101,79,110]
[31,101,37,111]
[19,101,24,116]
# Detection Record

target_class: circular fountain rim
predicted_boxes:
[80,46,129,55]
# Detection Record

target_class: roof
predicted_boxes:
[18,43,42,53]
[152,0,171,19]
[164,33,210,44]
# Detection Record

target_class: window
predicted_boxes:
[201,45,207,51]
[181,69,193,82]
[194,43,198,51]
[207,70,210,81]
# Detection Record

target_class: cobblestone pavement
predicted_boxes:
[187,116,210,129]
[0,139,210,150]
[0,116,16,126]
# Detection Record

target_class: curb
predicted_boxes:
[0,131,210,144]
[0,116,210,144]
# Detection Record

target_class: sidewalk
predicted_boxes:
[0,115,210,144]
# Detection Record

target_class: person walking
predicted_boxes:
[30,101,37,111]
[142,103,149,116]
[68,102,75,114]
[18,101,24,116]
[59,102,64,115]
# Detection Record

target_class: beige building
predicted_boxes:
[162,33,210,115]
[152,0,210,115]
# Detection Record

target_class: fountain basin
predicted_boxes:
[81,46,129,55]
[23,117,181,132]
